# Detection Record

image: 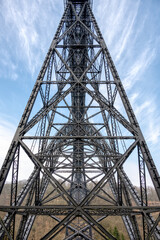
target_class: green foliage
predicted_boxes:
[109,227,113,234]
[113,226,120,239]
[121,233,125,240]
[108,226,125,240]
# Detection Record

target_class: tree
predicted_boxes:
[107,226,125,240]
[121,233,125,240]
[113,226,120,240]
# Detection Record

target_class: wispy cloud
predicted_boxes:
[0,0,160,183]
[0,0,62,76]
[123,46,156,90]
[139,100,160,145]
[114,0,140,61]
[95,0,158,84]
[0,117,15,164]
[1,0,38,75]
[148,115,160,145]
[95,0,140,60]
[130,91,160,146]
[0,116,35,181]
[95,0,160,174]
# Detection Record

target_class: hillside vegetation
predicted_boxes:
[0,182,159,239]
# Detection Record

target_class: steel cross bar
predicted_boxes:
[0,1,160,239]
[0,169,39,238]
[41,172,72,204]
[0,217,13,240]
[40,210,77,240]
[0,3,72,193]
[42,123,140,207]
[64,232,94,240]
[47,124,160,239]
[19,140,78,207]
[77,76,138,135]
[146,214,160,240]
[80,140,138,207]
[8,130,135,239]
[0,206,160,214]
[21,39,102,135]
[87,3,160,200]
[81,214,116,240]
[20,82,76,134]
[21,136,136,139]
[54,46,102,83]
[17,149,61,239]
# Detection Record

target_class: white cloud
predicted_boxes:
[95,0,140,60]
[0,118,15,166]
[144,103,160,144]
[3,0,40,75]
[135,101,150,119]
[96,0,130,45]
[11,72,18,81]
[0,0,160,186]
[123,46,156,90]
[130,94,160,146]
[114,1,140,61]
[1,0,62,76]
[124,160,153,186]
[148,118,160,144]
[129,92,139,105]
[0,117,34,181]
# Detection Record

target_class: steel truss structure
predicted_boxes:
[0,0,160,239]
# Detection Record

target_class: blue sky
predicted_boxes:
[0,0,160,183]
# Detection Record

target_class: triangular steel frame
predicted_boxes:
[0,1,160,239]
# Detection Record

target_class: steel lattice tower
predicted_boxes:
[0,0,160,239]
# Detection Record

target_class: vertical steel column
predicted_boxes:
[66,1,91,239]
[35,53,54,206]
[68,1,88,203]
[138,144,148,239]
[9,145,20,239]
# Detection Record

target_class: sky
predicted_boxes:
[0,0,160,184]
